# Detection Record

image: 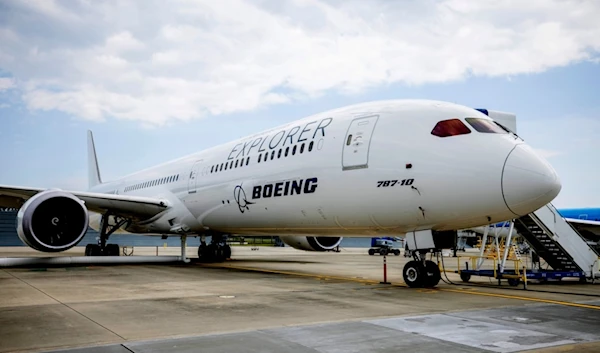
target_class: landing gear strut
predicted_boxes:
[85,213,128,256]
[197,234,231,263]
[402,251,441,288]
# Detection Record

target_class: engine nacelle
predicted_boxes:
[279,235,342,251]
[17,190,89,252]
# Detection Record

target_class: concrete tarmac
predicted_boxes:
[1,246,600,353]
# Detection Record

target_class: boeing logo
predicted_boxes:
[233,185,255,213]
[252,177,318,199]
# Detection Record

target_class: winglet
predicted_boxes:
[87,130,102,189]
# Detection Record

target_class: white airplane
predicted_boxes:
[0,99,561,287]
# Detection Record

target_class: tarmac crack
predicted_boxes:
[2,269,127,341]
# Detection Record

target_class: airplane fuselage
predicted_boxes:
[88,100,560,238]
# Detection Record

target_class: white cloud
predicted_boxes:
[0,78,15,92]
[0,0,599,125]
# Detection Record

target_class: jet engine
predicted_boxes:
[16,190,89,252]
[278,235,342,251]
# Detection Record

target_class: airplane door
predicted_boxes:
[187,160,203,194]
[342,115,379,170]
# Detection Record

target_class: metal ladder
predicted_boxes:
[514,213,581,271]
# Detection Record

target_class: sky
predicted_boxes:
[0,0,599,208]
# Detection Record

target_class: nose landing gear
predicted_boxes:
[402,251,441,288]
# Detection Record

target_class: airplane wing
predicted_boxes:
[0,185,170,220]
[565,218,600,227]
[564,218,600,238]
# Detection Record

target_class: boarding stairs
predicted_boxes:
[514,203,600,278]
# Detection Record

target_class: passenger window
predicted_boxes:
[235,160,239,168]
[278,149,282,158]
[220,163,223,171]
[258,154,262,163]
[465,118,508,134]
[246,157,250,165]
[211,166,214,173]
[229,161,233,168]
[300,143,305,153]
[431,119,472,138]
[292,145,297,155]
[285,147,289,157]
[308,141,314,152]
[271,150,275,160]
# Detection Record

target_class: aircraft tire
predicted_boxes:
[197,244,209,261]
[423,260,441,288]
[85,244,103,256]
[105,244,120,256]
[403,261,424,288]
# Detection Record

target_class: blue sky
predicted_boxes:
[0,0,599,208]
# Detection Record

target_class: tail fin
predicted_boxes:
[87,130,102,189]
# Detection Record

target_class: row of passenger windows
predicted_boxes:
[210,141,315,174]
[211,156,251,174]
[125,174,180,192]
[258,141,314,163]
[431,117,511,138]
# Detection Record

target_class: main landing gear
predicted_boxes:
[197,234,231,263]
[402,251,441,288]
[85,213,128,256]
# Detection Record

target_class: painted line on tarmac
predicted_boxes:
[200,263,392,286]
[200,263,600,311]
[440,288,600,310]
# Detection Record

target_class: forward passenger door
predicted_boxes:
[342,115,379,170]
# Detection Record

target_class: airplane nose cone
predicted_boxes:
[502,144,562,216]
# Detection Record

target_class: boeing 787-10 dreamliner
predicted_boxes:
[0,99,561,287]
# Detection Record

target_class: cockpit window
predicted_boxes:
[431,119,472,138]
[465,118,508,134]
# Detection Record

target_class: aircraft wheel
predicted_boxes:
[85,244,102,256]
[198,244,210,262]
[403,261,424,288]
[423,260,441,287]
[105,244,120,256]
